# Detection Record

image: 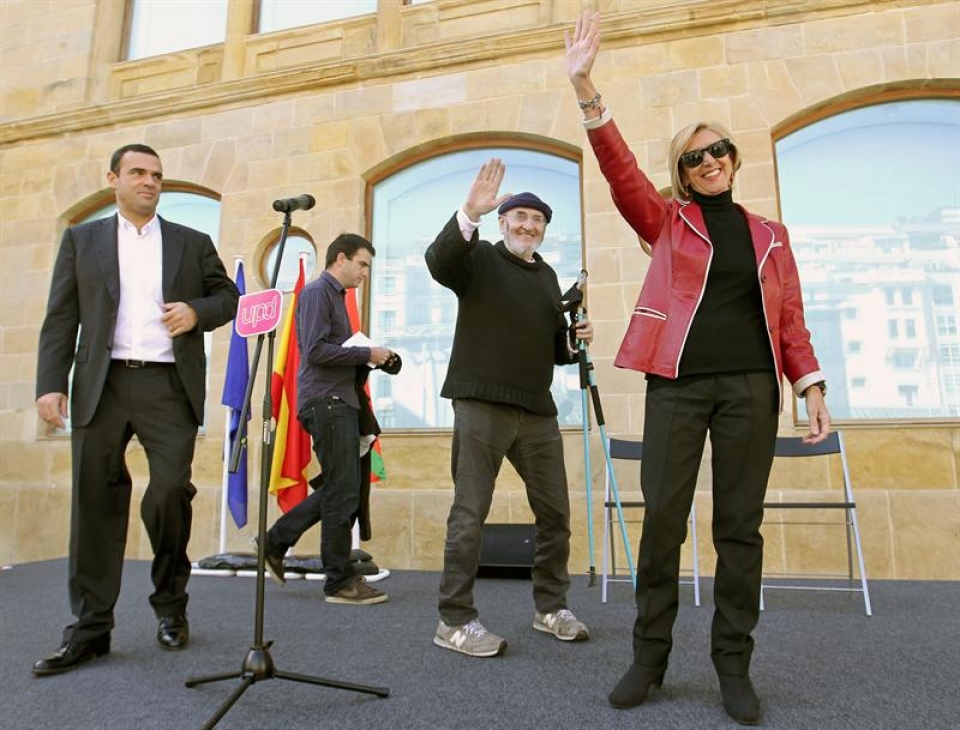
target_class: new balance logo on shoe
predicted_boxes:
[533,609,589,641]
[434,619,507,657]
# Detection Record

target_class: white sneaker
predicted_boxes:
[533,609,589,641]
[434,619,507,657]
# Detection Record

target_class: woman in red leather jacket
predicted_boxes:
[565,11,831,726]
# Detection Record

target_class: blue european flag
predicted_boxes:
[221,261,250,528]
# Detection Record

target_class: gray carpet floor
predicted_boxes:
[2,559,958,730]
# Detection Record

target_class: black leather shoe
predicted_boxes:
[252,535,286,586]
[608,663,665,709]
[157,614,189,651]
[32,635,110,676]
[719,674,761,725]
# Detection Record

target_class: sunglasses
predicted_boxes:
[680,139,734,169]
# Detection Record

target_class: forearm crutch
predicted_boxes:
[562,272,636,588]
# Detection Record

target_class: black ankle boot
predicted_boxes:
[608,664,665,709]
[719,674,761,725]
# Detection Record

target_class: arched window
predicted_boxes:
[775,98,960,421]
[257,228,318,292]
[367,145,584,430]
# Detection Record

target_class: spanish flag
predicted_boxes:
[269,259,312,511]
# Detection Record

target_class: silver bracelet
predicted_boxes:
[577,93,602,110]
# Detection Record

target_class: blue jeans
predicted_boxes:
[438,399,572,626]
[298,396,361,595]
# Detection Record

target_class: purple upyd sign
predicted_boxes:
[235,289,283,338]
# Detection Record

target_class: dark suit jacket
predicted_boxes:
[36,215,239,428]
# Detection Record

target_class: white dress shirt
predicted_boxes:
[456,207,482,242]
[111,213,175,362]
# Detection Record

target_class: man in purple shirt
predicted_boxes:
[260,233,397,604]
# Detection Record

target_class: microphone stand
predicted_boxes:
[185,210,389,729]
[560,272,634,588]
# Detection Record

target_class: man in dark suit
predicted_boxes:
[32,143,239,676]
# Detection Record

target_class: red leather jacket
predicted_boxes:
[588,118,824,408]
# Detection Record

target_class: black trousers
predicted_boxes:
[278,396,362,595]
[633,372,778,677]
[66,363,198,644]
[268,475,324,552]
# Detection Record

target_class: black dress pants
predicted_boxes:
[66,363,198,644]
[633,372,778,677]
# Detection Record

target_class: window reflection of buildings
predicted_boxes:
[794,206,960,419]
[370,238,454,429]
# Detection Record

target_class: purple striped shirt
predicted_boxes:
[295,270,371,411]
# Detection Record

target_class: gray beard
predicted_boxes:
[502,236,541,262]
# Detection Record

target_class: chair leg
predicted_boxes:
[845,507,856,585]
[691,500,701,607]
[601,501,611,604]
[850,507,872,616]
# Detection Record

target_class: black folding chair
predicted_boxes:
[601,437,701,606]
[761,431,872,615]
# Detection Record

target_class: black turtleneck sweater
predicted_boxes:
[678,190,774,377]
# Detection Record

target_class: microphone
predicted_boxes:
[272,194,316,213]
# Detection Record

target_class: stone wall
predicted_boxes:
[1,0,957,580]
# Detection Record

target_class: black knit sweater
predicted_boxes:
[679,190,774,377]
[425,214,574,416]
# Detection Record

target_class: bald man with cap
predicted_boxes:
[425,158,594,658]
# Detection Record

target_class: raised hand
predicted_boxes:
[464,158,511,221]
[564,10,601,86]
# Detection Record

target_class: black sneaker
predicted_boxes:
[251,536,286,586]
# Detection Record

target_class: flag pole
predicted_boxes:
[219,255,245,555]
[220,406,230,555]
[349,258,362,555]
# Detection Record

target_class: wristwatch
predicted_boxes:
[805,380,827,398]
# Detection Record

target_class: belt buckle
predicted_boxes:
[127,359,146,368]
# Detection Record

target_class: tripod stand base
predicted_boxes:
[186,643,389,730]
